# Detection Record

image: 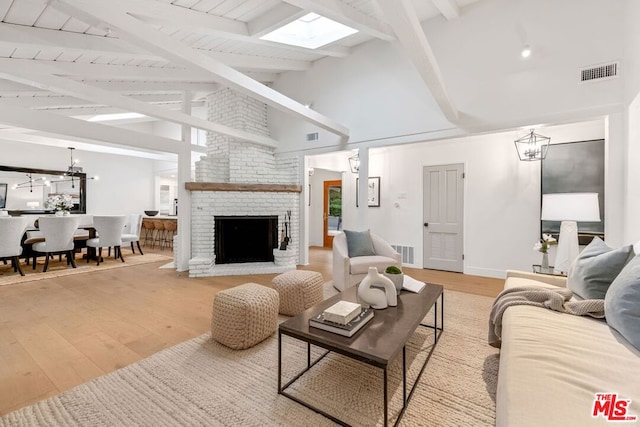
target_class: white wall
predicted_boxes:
[623,0,640,244]
[269,0,624,154]
[317,120,607,278]
[270,37,454,152]
[1,141,155,215]
[308,168,342,246]
[425,0,624,129]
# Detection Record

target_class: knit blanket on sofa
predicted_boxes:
[488,286,605,348]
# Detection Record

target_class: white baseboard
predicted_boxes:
[463,266,506,279]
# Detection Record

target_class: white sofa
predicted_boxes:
[496,270,640,426]
[332,232,401,291]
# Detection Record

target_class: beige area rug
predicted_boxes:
[0,284,500,427]
[0,253,174,287]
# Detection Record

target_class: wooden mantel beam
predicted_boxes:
[185,182,302,193]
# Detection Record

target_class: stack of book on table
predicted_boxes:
[309,301,373,337]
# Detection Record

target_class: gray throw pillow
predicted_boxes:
[344,230,376,258]
[567,237,634,300]
[605,255,640,351]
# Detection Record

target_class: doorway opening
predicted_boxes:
[323,180,342,247]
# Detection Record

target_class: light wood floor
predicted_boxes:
[0,246,503,415]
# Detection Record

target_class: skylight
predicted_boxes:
[260,13,358,49]
[87,112,146,122]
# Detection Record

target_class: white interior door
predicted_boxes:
[423,164,464,272]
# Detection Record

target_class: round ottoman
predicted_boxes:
[211,283,279,350]
[272,270,324,316]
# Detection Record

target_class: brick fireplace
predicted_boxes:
[187,88,300,277]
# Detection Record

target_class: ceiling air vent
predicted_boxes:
[306,132,319,141]
[580,62,618,83]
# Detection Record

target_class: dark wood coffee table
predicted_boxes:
[278,283,444,426]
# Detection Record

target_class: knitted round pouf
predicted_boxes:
[272,270,324,316]
[211,283,279,350]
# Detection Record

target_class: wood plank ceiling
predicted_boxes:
[0,0,477,155]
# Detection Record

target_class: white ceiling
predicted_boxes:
[0,0,480,159]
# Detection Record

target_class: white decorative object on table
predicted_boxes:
[323,301,362,325]
[357,266,397,309]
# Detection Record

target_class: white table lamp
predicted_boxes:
[541,193,601,274]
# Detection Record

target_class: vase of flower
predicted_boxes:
[46,194,74,215]
[541,252,549,270]
[534,234,556,271]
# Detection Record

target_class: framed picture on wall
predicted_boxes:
[356,177,381,207]
[541,139,605,244]
[0,183,6,209]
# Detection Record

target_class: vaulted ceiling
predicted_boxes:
[0,0,479,157]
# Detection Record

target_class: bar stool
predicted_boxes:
[142,219,154,247]
[162,220,177,249]
[152,220,166,249]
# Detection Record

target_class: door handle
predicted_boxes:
[424,223,428,227]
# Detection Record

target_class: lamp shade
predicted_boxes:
[541,193,601,222]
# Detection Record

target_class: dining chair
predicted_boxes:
[121,214,144,255]
[86,215,127,265]
[32,216,81,272]
[0,217,30,276]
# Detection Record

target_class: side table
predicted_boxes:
[532,264,567,277]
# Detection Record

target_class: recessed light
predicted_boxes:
[260,12,358,49]
[521,45,531,58]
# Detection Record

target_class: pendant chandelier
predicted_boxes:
[11,147,98,191]
[514,129,551,161]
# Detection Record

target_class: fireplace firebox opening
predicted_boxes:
[214,216,279,264]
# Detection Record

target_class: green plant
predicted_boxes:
[385,265,402,274]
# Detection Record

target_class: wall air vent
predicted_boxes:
[391,245,415,265]
[580,62,618,83]
[306,132,319,141]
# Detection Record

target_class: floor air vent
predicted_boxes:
[580,62,618,82]
[392,245,414,265]
[306,132,319,141]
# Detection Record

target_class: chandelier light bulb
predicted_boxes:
[521,45,531,58]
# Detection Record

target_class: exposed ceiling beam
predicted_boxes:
[240,71,280,84]
[110,0,348,58]
[203,51,309,72]
[375,0,458,122]
[431,0,460,20]
[281,0,395,41]
[0,104,185,153]
[0,79,218,99]
[0,58,211,81]
[0,21,156,60]
[247,3,306,38]
[0,93,186,108]
[51,0,350,140]
[0,130,191,160]
[77,80,219,94]
[0,23,310,72]
[0,62,280,147]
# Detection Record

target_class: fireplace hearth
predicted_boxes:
[214,216,278,264]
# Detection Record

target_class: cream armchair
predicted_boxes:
[332,232,402,291]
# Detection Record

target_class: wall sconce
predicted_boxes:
[348,152,360,174]
[514,129,551,161]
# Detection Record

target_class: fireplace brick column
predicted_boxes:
[189,88,301,277]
